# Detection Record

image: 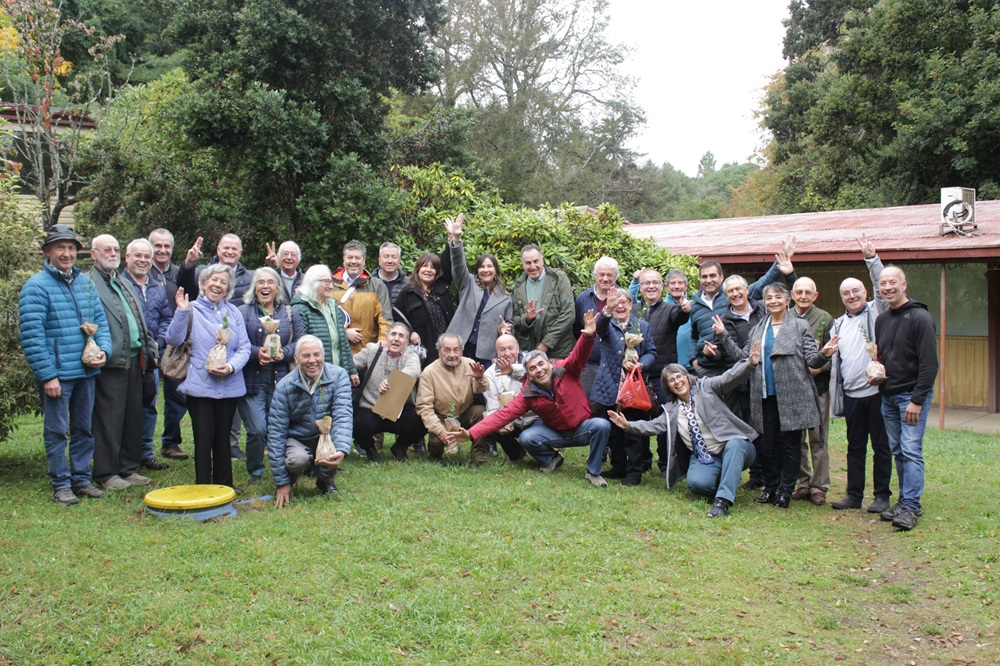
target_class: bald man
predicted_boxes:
[789,276,834,505]
[828,236,894,514]
[873,265,938,531]
[482,334,537,461]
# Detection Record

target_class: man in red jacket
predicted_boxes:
[461,308,610,487]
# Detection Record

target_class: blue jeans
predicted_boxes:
[237,382,275,479]
[684,439,756,503]
[161,376,187,451]
[881,390,932,511]
[40,377,96,490]
[519,418,610,475]
[141,369,159,460]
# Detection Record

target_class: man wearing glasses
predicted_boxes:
[828,235,893,515]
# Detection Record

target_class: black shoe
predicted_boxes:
[621,476,641,486]
[230,446,246,460]
[317,479,339,494]
[754,490,775,504]
[867,496,891,514]
[773,494,791,509]
[390,442,408,462]
[601,468,626,479]
[831,495,863,510]
[413,441,427,455]
[891,505,919,530]
[659,468,667,478]
[141,457,169,471]
[366,447,382,463]
[742,479,765,491]
[708,497,731,518]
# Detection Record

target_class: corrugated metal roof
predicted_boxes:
[624,199,1000,263]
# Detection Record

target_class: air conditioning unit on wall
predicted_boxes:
[940,187,977,236]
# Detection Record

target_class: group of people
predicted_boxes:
[19,217,938,530]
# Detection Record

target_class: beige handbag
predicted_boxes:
[160,310,194,381]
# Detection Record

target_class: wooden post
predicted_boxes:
[988,263,1000,413]
[939,263,947,429]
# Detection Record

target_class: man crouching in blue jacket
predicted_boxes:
[19,224,112,505]
[268,335,353,507]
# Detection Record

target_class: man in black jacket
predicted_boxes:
[873,266,938,531]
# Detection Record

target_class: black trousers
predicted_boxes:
[490,427,526,461]
[598,405,649,482]
[353,404,426,452]
[843,393,893,500]
[92,362,143,482]
[187,396,237,487]
[759,396,802,496]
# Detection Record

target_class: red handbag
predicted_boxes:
[616,366,653,411]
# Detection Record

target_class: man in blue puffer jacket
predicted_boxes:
[268,335,353,507]
[19,225,112,505]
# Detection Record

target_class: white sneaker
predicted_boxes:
[121,473,151,486]
[585,472,608,487]
[100,475,132,490]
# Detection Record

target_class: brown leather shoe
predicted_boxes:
[810,490,827,506]
[791,487,811,501]
[161,447,189,460]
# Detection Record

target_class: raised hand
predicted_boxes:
[776,250,795,276]
[582,308,597,336]
[703,340,718,358]
[497,315,513,336]
[782,235,798,259]
[495,356,513,376]
[821,334,840,358]
[857,233,876,259]
[711,314,726,335]
[184,236,204,267]
[749,340,762,366]
[466,361,485,379]
[444,212,465,240]
[524,298,544,321]
[265,241,278,268]
[679,296,691,313]
[632,268,642,281]
[175,286,190,311]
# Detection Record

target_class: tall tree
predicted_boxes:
[430,0,644,207]
[757,0,1000,213]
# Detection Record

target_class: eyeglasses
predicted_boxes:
[666,375,687,386]
[317,278,334,284]
[640,280,662,287]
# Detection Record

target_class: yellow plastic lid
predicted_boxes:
[144,484,236,510]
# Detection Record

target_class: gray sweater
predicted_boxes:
[352,343,421,410]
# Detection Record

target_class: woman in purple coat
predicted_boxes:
[165,264,251,488]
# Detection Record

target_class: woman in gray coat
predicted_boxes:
[444,213,513,365]
[610,344,762,518]
[715,283,838,508]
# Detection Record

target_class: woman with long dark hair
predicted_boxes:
[394,253,455,367]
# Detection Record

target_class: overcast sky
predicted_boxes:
[607,0,793,176]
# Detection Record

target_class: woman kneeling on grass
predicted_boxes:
[609,342,762,518]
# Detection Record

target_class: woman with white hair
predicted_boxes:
[237,267,305,482]
[164,264,251,488]
[289,264,358,384]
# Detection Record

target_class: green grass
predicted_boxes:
[0,412,997,665]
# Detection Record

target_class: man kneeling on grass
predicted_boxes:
[268,335,352,507]
[609,341,763,517]
[458,309,611,487]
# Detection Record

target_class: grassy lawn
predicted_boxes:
[0,409,997,665]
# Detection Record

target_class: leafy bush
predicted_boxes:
[395,164,699,292]
[0,150,44,442]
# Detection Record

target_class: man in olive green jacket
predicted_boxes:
[511,244,576,360]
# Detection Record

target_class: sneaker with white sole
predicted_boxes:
[539,453,564,474]
[121,473,151,486]
[584,472,608,487]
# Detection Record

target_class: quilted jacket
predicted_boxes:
[19,261,112,383]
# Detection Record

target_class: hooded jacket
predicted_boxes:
[874,299,938,405]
